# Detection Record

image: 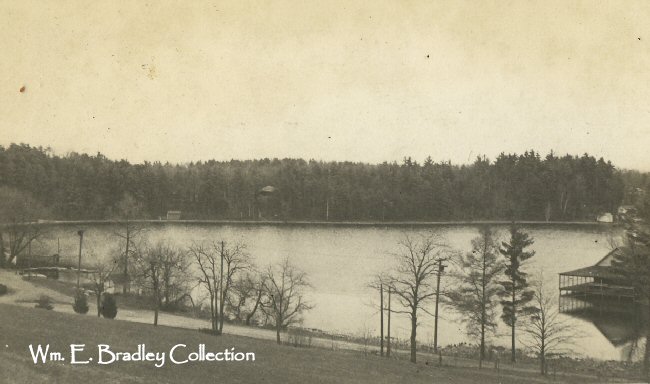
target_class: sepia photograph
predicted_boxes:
[2,1,650,383]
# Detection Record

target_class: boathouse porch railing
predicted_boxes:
[558,272,636,312]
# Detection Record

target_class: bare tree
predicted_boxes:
[217,241,251,332]
[88,255,119,317]
[189,243,220,333]
[448,226,503,368]
[135,241,186,326]
[226,271,266,325]
[190,240,251,333]
[160,246,193,310]
[521,274,574,375]
[0,187,49,267]
[263,257,312,344]
[386,233,452,363]
[112,193,145,294]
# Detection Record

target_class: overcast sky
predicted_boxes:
[1,1,649,170]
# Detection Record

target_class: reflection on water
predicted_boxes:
[563,299,649,362]
[30,223,629,360]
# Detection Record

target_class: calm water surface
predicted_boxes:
[34,223,633,361]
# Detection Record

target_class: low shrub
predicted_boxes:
[100,293,118,319]
[0,284,7,296]
[35,295,53,310]
[73,291,89,314]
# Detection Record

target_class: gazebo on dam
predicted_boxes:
[559,248,636,313]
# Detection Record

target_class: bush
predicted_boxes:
[73,291,89,314]
[0,284,7,296]
[35,295,53,310]
[100,293,118,319]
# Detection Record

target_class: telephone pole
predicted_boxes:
[433,259,446,353]
[76,230,85,290]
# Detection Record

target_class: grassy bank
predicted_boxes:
[23,275,646,382]
[0,303,628,384]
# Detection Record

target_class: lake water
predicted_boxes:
[31,223,632,361]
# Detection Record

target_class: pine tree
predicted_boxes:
[448,226,503,368]
[498,225,536,363]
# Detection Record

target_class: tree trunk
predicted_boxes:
[123,226,129,294]
[246,289,263,326]
[0,231,5,268]
[153,288,159,326]
[410,310,417,363]
[276,324,281,344]
[643,306,650,379]
[380,284,384,357]
[511,284,517,363]
[478,322,485,369]
[511,322,516,363]
[540,344,545,375]
[209,293,216,331]
[219,241,225,332]
[97,292,101,317]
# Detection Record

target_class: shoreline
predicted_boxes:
[11,219,616,229]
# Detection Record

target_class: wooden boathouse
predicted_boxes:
[559,248,635,312]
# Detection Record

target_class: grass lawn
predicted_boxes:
[0,304,630,384]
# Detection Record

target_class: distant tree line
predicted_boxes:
[0,143,631,222]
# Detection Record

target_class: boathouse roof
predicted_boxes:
[559,248,623,279]
[559,265,622,280]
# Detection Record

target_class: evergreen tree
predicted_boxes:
[498,225,536,363]
[448,226,503,368]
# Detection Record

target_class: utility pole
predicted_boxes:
[218,240,225,332]
[380,283,384,357]
[387,286,391,357]
[76,230,84,291]
[433,259,446,353]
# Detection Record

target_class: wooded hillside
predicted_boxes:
[0,143,634,222]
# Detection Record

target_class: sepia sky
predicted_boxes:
[1,1,649,170]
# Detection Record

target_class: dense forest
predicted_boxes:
[0,143,644,222]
